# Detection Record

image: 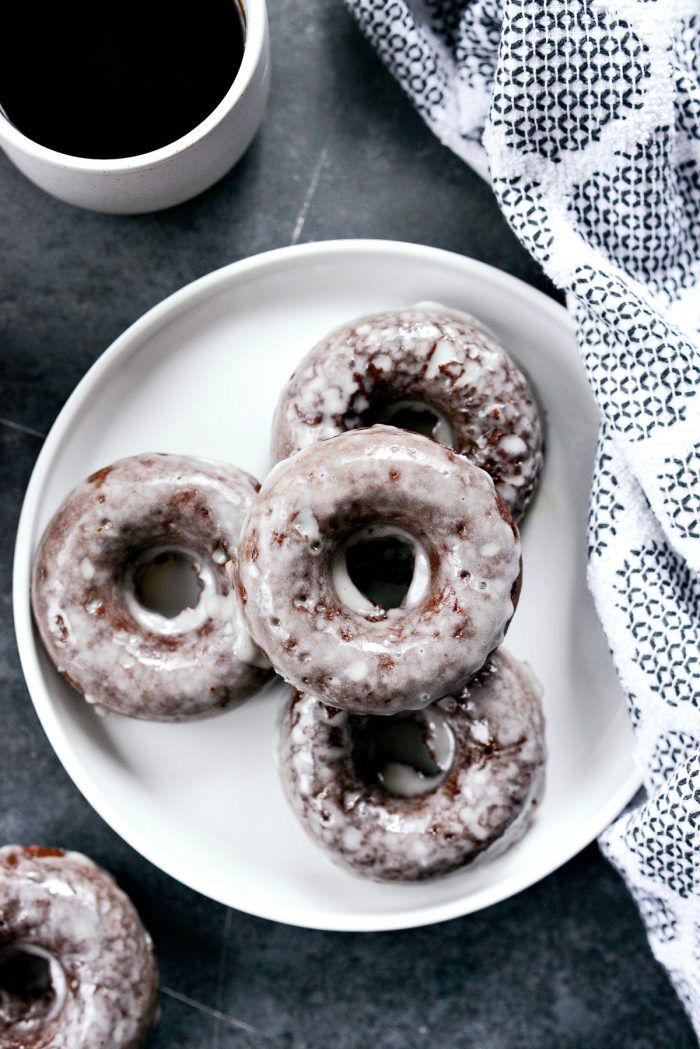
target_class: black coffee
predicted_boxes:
[0,1,245,159]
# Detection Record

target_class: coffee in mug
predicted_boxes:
[1,1,247,160]
[0,0,270,212]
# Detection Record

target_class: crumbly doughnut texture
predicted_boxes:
[0,846,158,1048]
[32,453,272,720]
[272,305,543,520]
[236,427,521,714]
[278,649,546,881]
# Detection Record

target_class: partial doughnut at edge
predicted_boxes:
[0,845,158,1048]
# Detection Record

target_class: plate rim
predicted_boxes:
[12,239,641,931]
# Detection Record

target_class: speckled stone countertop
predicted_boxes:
[0,2,694,1046]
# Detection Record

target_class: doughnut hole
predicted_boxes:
[332,524,430,614]
[0,945,65,1026]
[132,548,203,618]
[345,534,413,608]
[121,542,221,635]
[351,708,455,797]
[368,398,453,447]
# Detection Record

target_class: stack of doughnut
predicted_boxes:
[31,303,546,884]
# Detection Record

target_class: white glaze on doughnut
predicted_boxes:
[272,305,544,520]
[278,649,546,881]
[31,453,273,721]
[0,846,158,1048]
[237,428,522,714]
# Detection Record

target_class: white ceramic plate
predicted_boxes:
[14,240,639,931]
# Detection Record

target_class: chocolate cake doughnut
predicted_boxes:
[0,845,158,1048]
[278,649,546,881]
[236,427,521,714]
[32,453,272,720]
[272,304,543,520]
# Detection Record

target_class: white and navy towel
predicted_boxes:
[345,0,700,1030]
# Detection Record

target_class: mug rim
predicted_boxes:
[0,0,266,172]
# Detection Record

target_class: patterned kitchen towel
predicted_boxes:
[346,0,700,1029]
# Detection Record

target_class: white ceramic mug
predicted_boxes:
[0,0,270,214]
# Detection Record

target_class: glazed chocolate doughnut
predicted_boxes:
[236,427,521,714]
[272,304,543,520]
[0,845,158,1048]
[32,453,273,721]
[278,649,546,881]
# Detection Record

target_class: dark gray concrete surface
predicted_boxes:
[0,2,694,1046]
